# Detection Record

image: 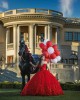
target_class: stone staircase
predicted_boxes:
[0,69,22,82]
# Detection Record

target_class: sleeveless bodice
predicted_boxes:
[40,64,47,70]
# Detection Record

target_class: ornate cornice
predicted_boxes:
[0,14,65,26]
[65,17,80,23]
[64,23,80,28]
[64,17,80,28]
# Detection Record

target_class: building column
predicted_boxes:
[16,26,20,65]
[29,24,34,54]
[34,25,37,49]
[13,25,17,63]
[55,27,58,44]
[55,27,61,44]
[48,25,50,40]
[6,28,9,63]
[16,25,20,76]
[17,25,20,63]
[45,25,48,39]
[56,27,61,46]
[48,24,52,40]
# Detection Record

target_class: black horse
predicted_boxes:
[18,41,40,89]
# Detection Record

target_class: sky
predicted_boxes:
[0,0,80,18]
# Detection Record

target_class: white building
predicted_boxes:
[0,8,80,82]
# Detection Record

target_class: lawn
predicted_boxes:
[0,89,80,100]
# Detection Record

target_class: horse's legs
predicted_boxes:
[27,74,30,82]
[22,75,25,90]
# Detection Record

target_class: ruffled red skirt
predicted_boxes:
[21,70,64,96]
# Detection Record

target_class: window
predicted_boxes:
[65,32,68,41]
[20,32,29,47]
[41,33,44,42]
[65,32,80,42]
[36,26,45,48]
[73,32,78,41]
[36,33,44,47]
[78,33,80,41]
[8,27,13,43]
[65,32,72,41]
[68,32,72,41]
[24,33,29,42]
[7,56,13,63]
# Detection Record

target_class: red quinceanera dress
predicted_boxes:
[21,64,64,96]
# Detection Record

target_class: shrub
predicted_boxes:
[0,81,21,89]
[60,83,80,91]
[0,81,80,91]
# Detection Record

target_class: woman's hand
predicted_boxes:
[36,61,39,65]
[30,62,36,67]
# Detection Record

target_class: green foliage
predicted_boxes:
[0,81,21,89]
[60,82,80,91]
[0,81,80,91]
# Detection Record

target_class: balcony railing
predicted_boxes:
[3,8,63,17]
[4,10,13,15]
[7,43,14,50]
[52,63,75,69]
[16,8,30,13]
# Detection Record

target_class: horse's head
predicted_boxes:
[19,44,25,55]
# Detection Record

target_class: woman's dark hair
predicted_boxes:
[37,55,47,70]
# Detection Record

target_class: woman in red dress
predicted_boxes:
[21,55,64,96]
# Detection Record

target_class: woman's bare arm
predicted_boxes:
[30,61,39,67]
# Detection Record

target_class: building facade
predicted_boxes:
[0,8,80,82]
